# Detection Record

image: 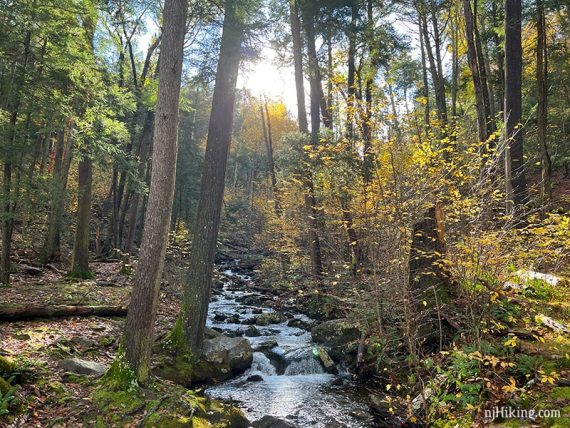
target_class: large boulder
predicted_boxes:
[311,319,359,348]
[58,358,106,377]
[193,336,253,382]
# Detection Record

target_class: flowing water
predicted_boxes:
[205,267,378,427]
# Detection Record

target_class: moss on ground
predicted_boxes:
[91,375,248,427]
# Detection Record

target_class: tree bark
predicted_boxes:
[124,111,155,254]
[261,102,281,215]
[418,18,431,127]
[290,0,324,284]
[179,0,245,353]
[346,3,358,141]
[504,0,527,211]
[41,126,74,264]
[70,156,93,277]
[463,0,488,143]
[419,11,447,124]
[536,0,551,204]
[123,0,187,382]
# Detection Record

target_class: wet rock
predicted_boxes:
[224,329,244,338]
[255,312,286,326]
[205,327,222,339]
[214,312,227,322]
[247,374,263,382]
[317,347,337,374]
[227,314,241,324]
[244,325,262,337]
[251,308,263,314]
[330,377,344,386]
[192,336,253,383]
[253,339,278,353]
[58,358,106,377]
[241,317,257,325]
[287,318,311,330]
[251,415,296,428]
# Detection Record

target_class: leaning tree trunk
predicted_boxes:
[504,0,527,212]
[178,0,245,353]
[122,0,187,383]
[70,156,93,278]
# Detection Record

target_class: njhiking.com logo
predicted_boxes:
[484,406,562,422]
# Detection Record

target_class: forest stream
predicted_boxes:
[205,263,378,427]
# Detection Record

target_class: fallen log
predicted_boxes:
[0,305,127,321]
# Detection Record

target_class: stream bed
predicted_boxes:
[204,267,379,427]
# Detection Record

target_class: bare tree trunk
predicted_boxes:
[41,126,74,264]
[419,12,447,124]
[179,0,245,353]
[123,0,187,382]
[290,0,324,284]
[346,3,358,141]
[463,0,488,144]
[1,29,31,285]
[504,0,527,212]
[537,0,551,204]
[419,18,431,127]
[450,8,459,118]
[362,0,375,184]
[70,156,93,278]
[261,102,281,215]
[124,111,155,254]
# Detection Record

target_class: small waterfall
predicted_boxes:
[284,353,324,375]
[250,352,277,375]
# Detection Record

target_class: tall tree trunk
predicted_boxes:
[419,12,447,124]
[179,0,245,353]
[450,8,459,118]
[124,111,155,254]
[362,0,375,184]
[537,0,551,204]
[504,0,527,211]
[261,102,281,215]
[41,126,74,264]
[463,0,489,144]
[123,0,187,382]
[290,0,324,284]
[491,0,505,115]
[70,156,93,277]
[346,3,358,141]
[419,18,431,126]
[1,29,31,285]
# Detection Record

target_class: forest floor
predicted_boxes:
[0,241,569,426]
[0,245,256,427]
